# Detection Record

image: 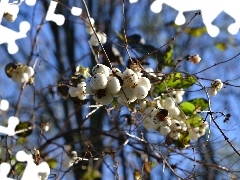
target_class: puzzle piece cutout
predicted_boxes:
[0,150,50,180]
[16,150,50,180]
[129,0,138,3]
[46,0,82,26]
[0,163,15,180]
[0,116,19,136]
[0,21,30,54]
[150,0,240,37]
[0,0,34,54]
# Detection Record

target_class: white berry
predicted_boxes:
[119,87,136,103]
[163,97,175,110]
[93,92,113,105]
[122,68,138,86]
[137,77,151,91]
[168,106,180,118]
[92,64,110,77]
[134,85,148,99]
[159,126,171,135]
[85,77,96,95]
[105,76,121,95]
[25,66,34,77]
[90,73,108,90]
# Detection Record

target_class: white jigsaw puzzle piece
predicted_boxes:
[150,0,240,37]
[0,163,15,180]
[16,150,50,180]
[25,0,36,6]
[0,21,30,54]
[46,0,65,26]
[0,116,19,136]
[46,1,82,25]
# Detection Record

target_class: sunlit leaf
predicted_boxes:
[173,131,190,148]
[17,137,28,144]
[179,102,195,116]
[187,115,203,127]
[154,73,196,94]
[15,161,25,174]
[188,98,209,111]
[185,27,207,37]
[150,161,158,168]
[215,43,227,51]
[47,159,58,169]
[75,65,90,79]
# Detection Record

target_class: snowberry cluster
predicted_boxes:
[162,89,185,118]
[188,54,201,64]
[188,120,209,140]
[208,79,223,96]
[118,68,151,104]
[5,63,34,83]
[85,17,107,46]
[142,90,209,142]
[68,82,87,100]
[84,64,151,105]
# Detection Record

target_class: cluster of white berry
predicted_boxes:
[162,90,185,118]
[85,17,107,46]
[6,63,35,83]
[83,64,151,105]
[188,120,209,140]
[142,90,209,142]
[68,82,87,100]
[208,79,223,96]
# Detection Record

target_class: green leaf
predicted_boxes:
[83,167,101,180]
[15,122,32,137]
[47,158,58,169]
[187,115,203,127]
[158,44,175,70]
[15,161,25,174]
[185,27,207,37]
[179,102,195,116]
[150,161,158,168]
[17,137,28,144]
[75,65,90,78]
[188,98,209,111]
[154,73,197,94]
[115,31,125,42]
[172,131,190,148]
[215,43,227,51]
